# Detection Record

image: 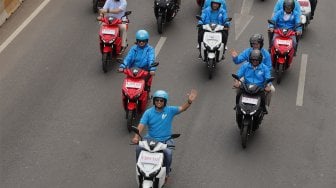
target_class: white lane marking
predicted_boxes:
[154,37,166,57]
[234,0,254,40]
[296,54,308,106]
[0,0,51,54]
[241,0,254,15]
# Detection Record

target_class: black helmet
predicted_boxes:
[283,0,295,12]
[249,34,264,48]
[249,49,263,65]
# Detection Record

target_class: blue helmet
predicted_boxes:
[135,30,149,41]
[153,90,169,106]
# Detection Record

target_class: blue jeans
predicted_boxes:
[136,139,174,176]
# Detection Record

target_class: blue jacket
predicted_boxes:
[198,7,230,27]
[202,0,227,12]
[273,0,301,15]
[269,9,302,32]
[140,106,180,142]
[237,62,272,88]
[120,44,156,71]
[233,48,272,71]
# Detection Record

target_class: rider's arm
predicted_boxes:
[178,89,198,113]
[233,48,250,65]
[120,48,134,69]
[262,49,273,71]
[294,12,302,32]
[148,47,156,71]
[133,123,145,141]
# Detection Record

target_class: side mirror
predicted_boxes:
[268,19,276,25]
[232,74,240,80]
[196,15,202,20]
[170,134,181,139]
[294,23,303,30]
[124,11,132,16]
[151,62,159,67]
[131,126,140,134]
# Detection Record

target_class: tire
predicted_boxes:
[102,53,108,73]
[157,16,163,34]
[127,111,135,132]
[241,119,249,148]
[92,0,98,13]
[208,58,215,79]
[276,63,283,84]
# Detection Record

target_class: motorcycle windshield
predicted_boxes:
[203,32,222,48]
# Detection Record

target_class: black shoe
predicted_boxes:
[310,16,314,20]
[233,106,237,110]
[198,54,202,59]
[263,107,268,114]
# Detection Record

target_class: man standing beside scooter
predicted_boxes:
[98,0,128,52]
[197,0,230,58]
[131,89,197,183]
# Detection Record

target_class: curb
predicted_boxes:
[0,0,24,26]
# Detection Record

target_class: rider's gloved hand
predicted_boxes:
[265,85,271,92]
[268,28,274,33]
[296,31,302,36]
[149,71,155,75]
[131,136,139,144]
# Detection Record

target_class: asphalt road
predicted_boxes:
[0,0,335,187]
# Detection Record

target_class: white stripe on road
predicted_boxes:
[296,54,308,106]
[0,0,50,54]
[154,37,166,57]
[241,0,254,15]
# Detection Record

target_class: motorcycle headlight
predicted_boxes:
[108,39,115,43]
[250,110,257,115]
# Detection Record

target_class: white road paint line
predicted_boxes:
[154,37,166,57]
[234,0,254,40]
[296,54,308,106]
[0,0,50,54]
[241,0,254,15]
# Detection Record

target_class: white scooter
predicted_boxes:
[131,126,180,188]
[196,16,231,79]
[298,0,312,36]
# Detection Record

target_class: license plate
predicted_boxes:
[139,152,162,165]
[242,96,258,105]
[102,29,115,35]
[277,39,291,45]
[126,82,142,89]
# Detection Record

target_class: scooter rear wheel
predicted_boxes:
[157,16,163,34]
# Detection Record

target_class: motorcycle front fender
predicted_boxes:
[103,45,112,53]
[127,102,137,111]
[207,52,216,59]
[142,180,154,188]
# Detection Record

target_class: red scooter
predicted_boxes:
[268,20,302,84]
[120,63,159,132]
[97,11,131,73]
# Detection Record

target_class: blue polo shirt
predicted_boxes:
[140,106,180,142]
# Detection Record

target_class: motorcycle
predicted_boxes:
[120,63,159,132]
[232,74,274,149]
[154,0,179,34]
[97,11,131,73]
[268,20,302,84]
[196,16,231,79]
[131,126,180,188]
[92,0,106,13]
[298,0,312,37]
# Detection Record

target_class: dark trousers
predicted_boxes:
[309,0,317,16]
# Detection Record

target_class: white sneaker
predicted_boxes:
[197,44,200,49]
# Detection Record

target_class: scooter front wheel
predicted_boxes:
[241,120,249,148]
[102,53,109,73]
[276,64,284,84]
[207,59,215,79]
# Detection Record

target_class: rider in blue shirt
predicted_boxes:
[132,89,197,181]
[233,50,272,113]
[231,34,272,71]
[273,0,301,16]
[268,0,302,55]
[119,30,156,91]
[197,0,230,58]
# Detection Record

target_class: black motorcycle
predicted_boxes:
[93,0,106,13]
[154,0,179,34]
[232,74,274,149]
